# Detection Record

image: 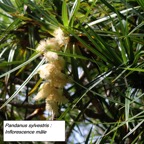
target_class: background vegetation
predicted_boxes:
[0,0,144,143]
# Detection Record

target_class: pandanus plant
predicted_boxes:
[0,0,144,143]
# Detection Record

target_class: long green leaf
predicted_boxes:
[85,126,93,144]
[0,53,40,78]
[125,67,144,72]
[123,120,144,140]
[69,0,80,27]
[0,1,16,12]
[137,0,144,9]
[0,57,45,110]
[87,6,140,27]
[62,0,69,27]
[125,87,131,129]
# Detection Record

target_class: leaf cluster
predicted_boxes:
[0,0,144,143]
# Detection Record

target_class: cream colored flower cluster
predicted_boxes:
[35,28,69,116]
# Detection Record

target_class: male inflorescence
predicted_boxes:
[35,28,69,117]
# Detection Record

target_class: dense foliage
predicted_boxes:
[0,0,144,143]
